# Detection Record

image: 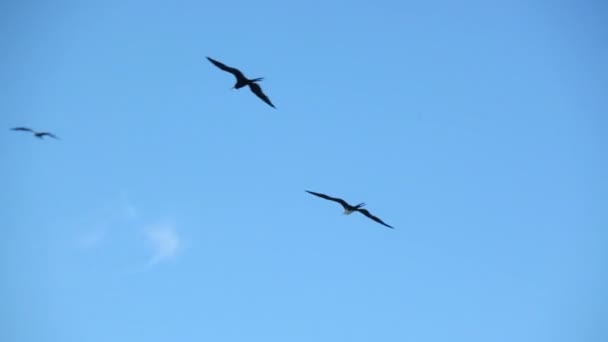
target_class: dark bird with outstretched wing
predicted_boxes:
[11,127,60,140]
[305,190,394,229]
[206,56,276,108]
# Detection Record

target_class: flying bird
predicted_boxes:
[11,127,59,140]
[206,56,276,108]
[305,190,394,229]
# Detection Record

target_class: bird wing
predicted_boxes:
[206,57,247,82]
[357,208,394,229]
[305,190,350,209]
[39,132,59,139]
[11,127,34,132]
[248,82,275,108]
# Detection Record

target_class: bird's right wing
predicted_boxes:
[305,190,350,208]
[11,127,33,132]
[206,57,246,80]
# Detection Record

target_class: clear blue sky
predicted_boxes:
[1,1,607,341]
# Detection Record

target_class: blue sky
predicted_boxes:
[1,0,607,341]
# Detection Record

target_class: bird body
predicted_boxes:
[11,127,59,140]
[206,56,276,108]
[341,203,366,215]
[305,190,394,229]
[233,77,263,90]
[343,208,359,215]
[34,132,57,139]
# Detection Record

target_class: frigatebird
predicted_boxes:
[206,56,276,108]
[305,190,394,229]
[11,127,59,140]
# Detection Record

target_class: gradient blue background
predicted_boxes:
[1,1,607,341]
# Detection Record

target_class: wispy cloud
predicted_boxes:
[71,195,184,270]
[145,222,181,265]
[120,192,139,220]
[75,228,106,249]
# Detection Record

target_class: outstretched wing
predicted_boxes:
[206,56,247,83]
[11,127,34,132]
[248,82,275,108]
[357,208,394,229]
[38,132,59,140]
[305,190,350,209]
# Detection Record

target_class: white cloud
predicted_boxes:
[145,222,181,265]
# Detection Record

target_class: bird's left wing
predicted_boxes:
[39,132,60,140]
[249,82,275,108]
[357,208,394,229]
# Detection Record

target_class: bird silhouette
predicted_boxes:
[305,190,394,229]
[11,127,59,140]
[206,56,276,108]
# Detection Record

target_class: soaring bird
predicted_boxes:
[206,56,276,108]
[305,190,394,229]
[11,127,59,140]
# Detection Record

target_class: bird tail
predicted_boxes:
[355,202,366,209]
[251,77,264,83]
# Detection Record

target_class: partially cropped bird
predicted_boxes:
[305,190,394,229]
[206,56,276,108]
[11,127,59,140]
